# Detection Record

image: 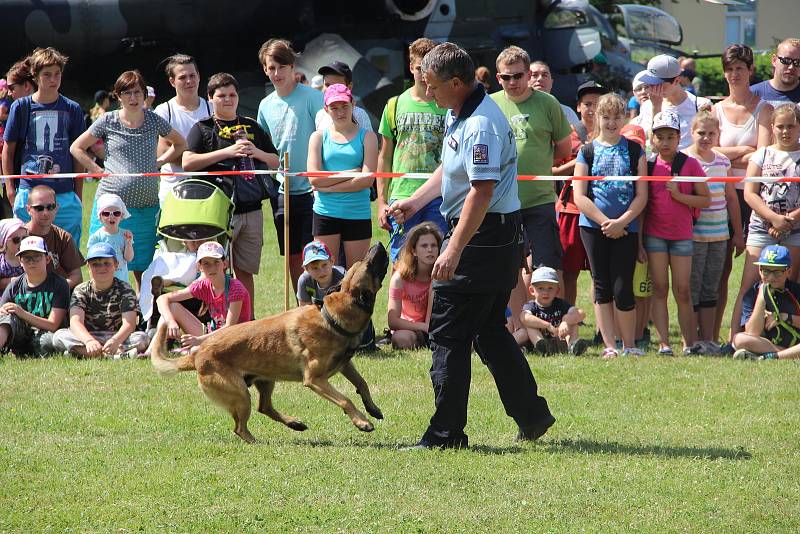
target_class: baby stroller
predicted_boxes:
[140,179,235,324]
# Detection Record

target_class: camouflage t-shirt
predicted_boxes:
[70,278,139,333]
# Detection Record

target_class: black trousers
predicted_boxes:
[420,212,552,446]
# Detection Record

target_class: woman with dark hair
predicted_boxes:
[4,58,36,100]
[71,70,186,292]
[712,44,774,350]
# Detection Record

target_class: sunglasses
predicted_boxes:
[759,267,788,275]
[9,236,24,245]
[101,210,122,217]
[777,56,800,68]
[498,72,526,81]
[30,203,57,212]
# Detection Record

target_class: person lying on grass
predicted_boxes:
[0,236,67,357]
[155,241,251,351]
[733,245,800,360]
[53,243,148,359]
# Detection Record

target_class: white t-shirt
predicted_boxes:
[153,97,214,178]
[315,105,373,132]
[639,92,712,149]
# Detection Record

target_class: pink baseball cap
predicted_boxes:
[196,241,225,261]
[324,83,352,106]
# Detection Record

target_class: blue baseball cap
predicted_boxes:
[302,240,332,266]
[754,245,791,268]
[85,242,117,262]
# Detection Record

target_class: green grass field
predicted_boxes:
[1,182,799,532]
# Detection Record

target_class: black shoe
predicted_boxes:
[516,414,556,442]
[534,338,551,355]
[399,437,469,450]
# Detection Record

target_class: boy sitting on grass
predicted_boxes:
[0,236,68,356]
[53,243,148,359]
[514,266,588,355]
[297,240,345,306]
[734,245,800,361]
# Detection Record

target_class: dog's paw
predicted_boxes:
[356,420,374,432]
[366,405,384,420]
[287,420,308,432]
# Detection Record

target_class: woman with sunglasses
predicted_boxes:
[71,70,187,292]
[0,218,28,290]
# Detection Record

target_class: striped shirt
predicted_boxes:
[693,151,731,242]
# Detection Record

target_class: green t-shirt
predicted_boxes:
[378,88,447,201]
[490,90,571,208]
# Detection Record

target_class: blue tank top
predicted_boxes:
[314,128,371,220]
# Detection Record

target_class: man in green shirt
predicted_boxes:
[491,46,572,328]
[377,38,448,262]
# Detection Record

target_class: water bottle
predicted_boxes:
[234,127,255,181]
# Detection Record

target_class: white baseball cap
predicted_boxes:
[196,241,225,261]
[632,70,648,90]
[16,235,47,256]
[639,55,681,85]
[652,110,681,133]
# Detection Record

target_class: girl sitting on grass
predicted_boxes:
[155,241,251,350]
[387,222,441,349]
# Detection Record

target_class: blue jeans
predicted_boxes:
[14,188,83,245]
[388,196,448,262]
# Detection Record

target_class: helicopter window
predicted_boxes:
[544,8,588,30]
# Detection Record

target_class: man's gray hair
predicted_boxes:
[421,42,475,84]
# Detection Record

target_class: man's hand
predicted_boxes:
[102,338,122,356]
[432,245,462,281]
[377,201,393,231]
[389,198,419,226]
[85,338,104,358]
[0,302,20,316]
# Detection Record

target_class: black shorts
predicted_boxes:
[312,213,372,241]
[521,203,563,270]
[272,192,314,256]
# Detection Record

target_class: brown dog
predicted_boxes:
[150,243,390,443]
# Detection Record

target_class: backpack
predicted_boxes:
[561,137,642,206]
[647,151,701,223]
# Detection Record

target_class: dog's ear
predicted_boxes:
[353,287,375,311]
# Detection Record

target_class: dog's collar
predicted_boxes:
[321,304,362,338]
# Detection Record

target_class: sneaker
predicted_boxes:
[682,344,702,356]
[534,338,551,355]
[602,347,619,360]
[569,338,590,356]
[548,337,568,354]
[733,348,759,360]
[622,347,644,357]
[121,347,140,360]
[720,342,735,356]
[658,346,674,356]
[635,337,650,350]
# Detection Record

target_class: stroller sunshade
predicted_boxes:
[158,179,234,241]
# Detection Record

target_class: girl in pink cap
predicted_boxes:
[306,83,378,267]
[0,218,28,289]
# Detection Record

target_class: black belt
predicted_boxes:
[448,211,516,230]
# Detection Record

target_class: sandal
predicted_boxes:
[602,347,619,360]
[658,346,674,356]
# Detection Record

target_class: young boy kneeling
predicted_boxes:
[0,236,68,356]
[514,266,588,355]
[53,243,148,359]
[733,245,800,361]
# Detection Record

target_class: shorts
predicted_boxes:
[0,314,56,356]
[521,203,563,270]
[14,188,83,245]
[231,209,264,274]
[387,196,448,263]
[273,192,314,256]
[745,230,800,248]
[643,235,694,256]
[53,328,150,353]
[313,213,372,241]
[558,211,589,272]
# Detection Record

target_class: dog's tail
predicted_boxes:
[149,322,196,376]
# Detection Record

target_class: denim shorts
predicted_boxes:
[643,235,694,256]
[746,230,800,248]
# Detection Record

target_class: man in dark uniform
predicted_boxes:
[390,42,555,449]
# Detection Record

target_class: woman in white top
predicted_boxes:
[713,44,773,350]
[154,54,213,204]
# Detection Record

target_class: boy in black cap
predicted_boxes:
[315,61,372,131]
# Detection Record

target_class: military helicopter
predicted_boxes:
[0,0,686,116]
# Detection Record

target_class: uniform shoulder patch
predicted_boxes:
[472,144,489,165]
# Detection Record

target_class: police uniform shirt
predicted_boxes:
[439,85,520,222]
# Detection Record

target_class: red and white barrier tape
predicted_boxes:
[3,169,800,183]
